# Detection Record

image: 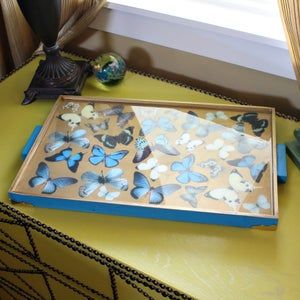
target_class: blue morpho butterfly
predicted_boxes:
[130,172,181,204]
[141,116,176,135]
[44,129,90,153]
[45,148,83,173]
[89,145,128,168]
[29,162,77,194]
[133,132,180,163]
[171,154,208,184]
[231,112,268,137]
[99,105,135,128]
[227,155,268,183]
[79,168,128,198]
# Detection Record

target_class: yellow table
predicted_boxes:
[0,54,299,300]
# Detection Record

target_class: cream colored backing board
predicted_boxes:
[9,96,278,229]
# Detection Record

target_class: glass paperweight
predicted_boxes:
[91,53,126,84]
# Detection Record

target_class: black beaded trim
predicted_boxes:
[0,234,112,300]
[0,283,19,300]
[0,202,191,299]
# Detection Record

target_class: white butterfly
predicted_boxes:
[137,158,168,181]
[81,103,99,120]
[243,195,270,213]
[58,104,99,130]
[222,130,268,154]
[63,102,80,112]
[199,159,222,178]
[205,169,253,208]
[97,186,120,201]
[175,133,203,152]
[206,111,228,121]
[205,139,235,159]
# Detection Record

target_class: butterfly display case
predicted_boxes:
[9,96,278,229]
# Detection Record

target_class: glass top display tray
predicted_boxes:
[9,96,278,229]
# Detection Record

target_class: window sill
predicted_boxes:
[90,0,295,80]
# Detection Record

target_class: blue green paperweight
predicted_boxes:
[91,53,126,84]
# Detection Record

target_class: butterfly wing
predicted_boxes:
[137,158,158,171]
[188,171,208,183]
[150,184,181,204]
[176,133,190,145]
[67,153,83,173]
[130,172,151,199]
[256,194,270,210]
[45,148,72,162]
[133,146,152,163]
[116,127,134,146]
[158,117,176,132]
[105,150,129,168]
[106,168,128,191]
[44,132,66,153]
[251,119,268,136]
[89,145,106,165]
[58,113,81,129]
[70,130,90,149]
[229,169,253,192]
[79,171,100,197]
[154,143,180,156]
[227,155,256,168]
[51,177,78,188]
[141,119,156,134]
[117,112,135,128]
[150,165,168,181]
[81,104,99,120]
[28,162,49,187]
[243,203,260,213]
[100,105,124,116]
[219,145,235,159]
[250,163,268,182]
[180,194,198,208]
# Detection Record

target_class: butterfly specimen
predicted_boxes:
[63,102,80,112]
[98,186,120,201]
[175,133,203,152]
[45,148,83,173]
[243,194,270,213]
[57,113,81,130]
[140,116,176,135]
[180,185,207,208]
[227,155,268,183]
[44,129,90,153]
[89,145,128,168]
[171,154,208,184]
[29,162,77,194]
[85,119,109,133]
[99,105,135,128]
[222,130,268,154]
[58,103,99,130]
[79,168,128,198]
[231,112,268,137]
[133,133,179,163]
[136,158,167,181]
[205,139,235,159]
[81,103,99,119]
[182,111,222,137]
[206,111,228,121]
[131,172,181,204]
[205,169,253,208]
[199,159,223,178]
[94,127,134,149]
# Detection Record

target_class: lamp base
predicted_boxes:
[22,57,91,105]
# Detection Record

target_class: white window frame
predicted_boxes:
[90,0,295,80]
